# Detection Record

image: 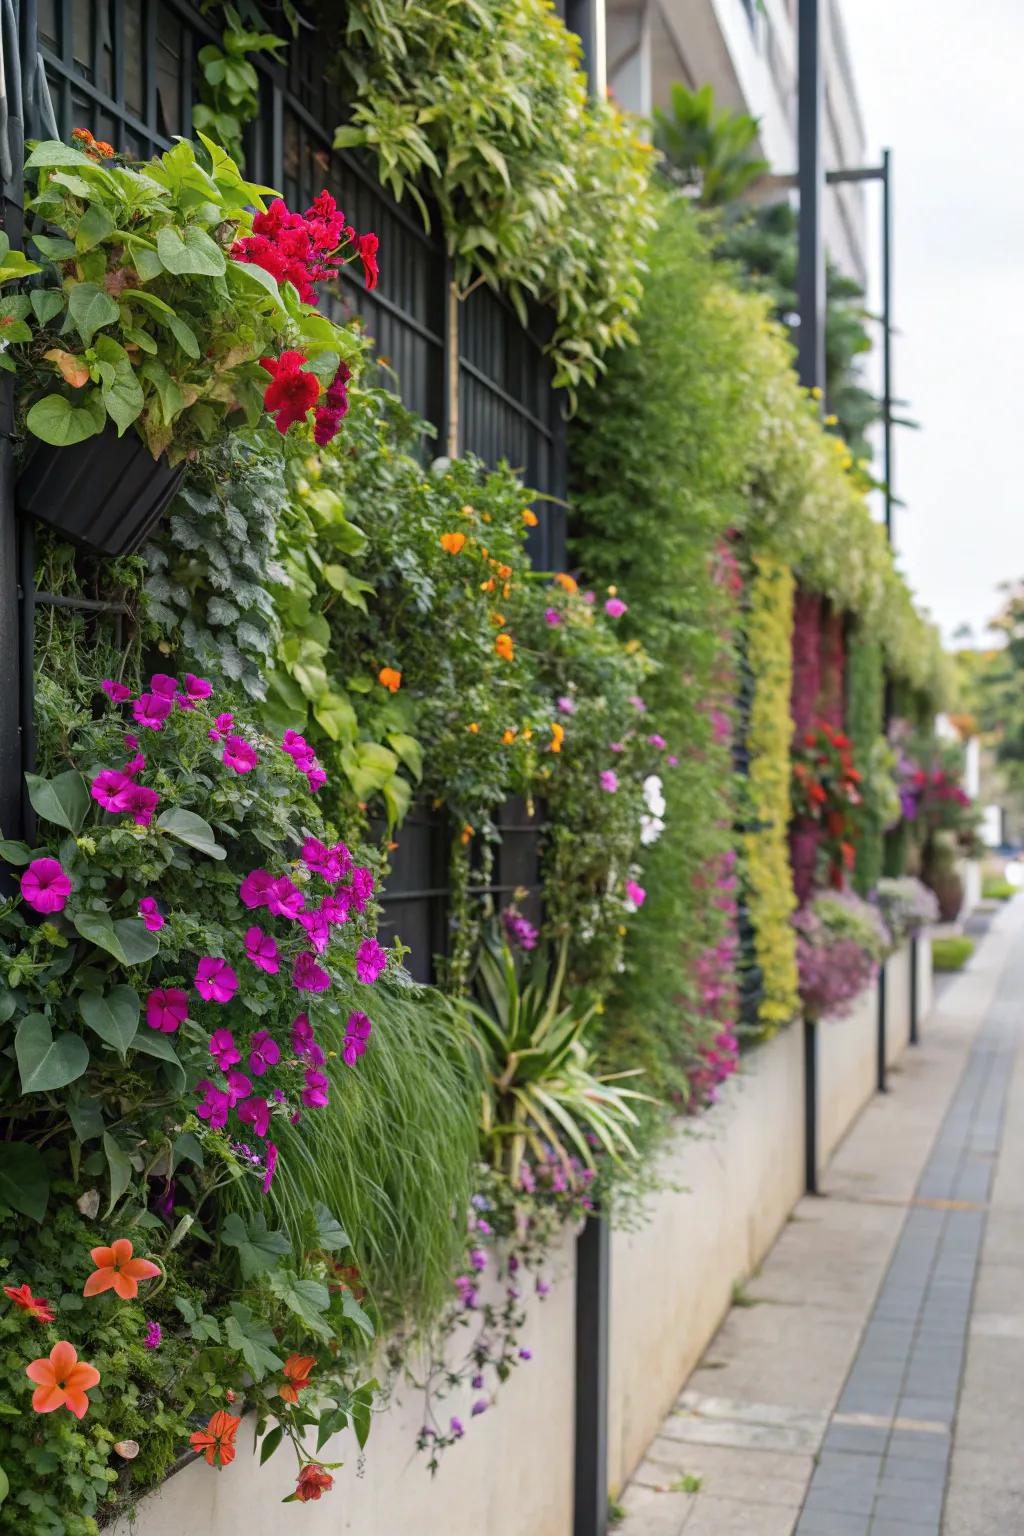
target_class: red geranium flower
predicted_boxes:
[260,351,320,434]
[294,1463,334,1502]
[357,232,379,291]
[4,1282,56,1323]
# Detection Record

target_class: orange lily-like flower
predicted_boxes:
[440,531,466,555]
[553,572,578,593]
[495,634,514,662]
[496,563,512,580]
[83,1239,161,1301]
[550,722,565,753]
[279,1353,317,1404]
[26,1340,101,1418]
[522,508,538,527]
[378,666,402,693]
[4,1282,56,1323]
[190,1409,241,1468]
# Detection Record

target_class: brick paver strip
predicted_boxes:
[794,941,1024,1536]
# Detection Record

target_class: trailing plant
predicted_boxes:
[794,889,888,1022]
[874,877,939,944]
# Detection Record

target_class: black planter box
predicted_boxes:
[17,424,185,557]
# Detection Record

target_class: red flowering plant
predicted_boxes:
[791,718,863,889]
[8,133,375,458]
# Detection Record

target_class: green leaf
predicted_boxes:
[100,363,144,436]
[73,911,160,966]
[341,1288,375,1342]
[30,233,77,260]
[267,1270,333,1341]
[382,773,412,829]
[340,742,399,800]
[220,1211,290,1280]
[155,224,226,276]
[16,1013,89,1093]
[259,1425,284,1465]
[79,986,140,1058]
[25,391,105,446]
[164,313,201,358]
[67,281,120,346]
[229,257,284,307]
[0,838,33,865]
[0,1463,9,1503]
[76,204,115,252]
[25,140,102,169]
[155,807,226,860]
[351,1381,377,1449]
[67,1095,105,1143]
[313,1201,350,1251]
[386,733,423,783]
[102,1132,132,1213]
[224,1307,282,1380]
[133,246,164,281]
[170,1131,204,1173]
[31,288,65,325]
[131,1033,185,1091]
[0,1142,49,1221]
[312,691,357,743]
[24,769,89,831]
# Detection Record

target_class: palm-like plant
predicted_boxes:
[449,935,646,1184]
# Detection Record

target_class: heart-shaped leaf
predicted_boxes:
[80,987,140,1058]
[25,391,105,446]
[155,225,226,276]
[131,1032,185,1090]
[73,912,160,966]
[16,1014,89,1093]
[24,769,90,831]
[67,281,120,346]
[156,808,226,860]
[0,1142,49,1221]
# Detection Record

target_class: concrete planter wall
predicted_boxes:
[816,976,880,1173]
[885,940,913,1065]
[916,930,934,1022]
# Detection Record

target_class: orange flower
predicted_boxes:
[440,531,467,555]
[295,1463,335,1502]
[502,582,511,599]
[553,572,578,594]
[467,722,480,734]
[490,612,505,626]
[279,1353,316,1404]
[522,728,534,742]
[190,1409,240,1468]
[83,1239,160,1301]
[4,1282,56,1323]
[460,823,474,846]
[550,722,565,753]
[502,728,517,745]
[496,564,512,580]
[480,578,496,593]
[378,666,402,693]
[522,509,539,528]
[26,1340,101,1419]
[495,634,514,662]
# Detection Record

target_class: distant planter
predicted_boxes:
[17,427,184,557]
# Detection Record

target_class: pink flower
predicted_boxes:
[122,753,145,779]
[298,906,330,953]
[195,957,238,1004]
[149,674,178,699]
[292,951,330,993]
[237,1096,271,1137]
[20,857,71,914]
[146,988,187,1033]
[123,734,139,750]
[133,693,173,731]
[245,927,279,974]
[301,837,350,882]
[301,1068,330,1109]
[357,231,379,290]
[291,1013,317,1059]
[306,765,327,794]
[342,1011,372,1067]
[123,784,160,827]
[101,679,132,703]
[647,734,666,749]
[196,1080,230,1129]
[90,769,132,812]
[266,876,304,918]
[281,729,312,766]
[138,896,164,932]
[223,735,258,774]
[604,597,627,618]
[624,879,646,909]
[239,869,274,909]
[557,696,576,715]
[666,754,679,767]
[600,770,619,793]
[609,741,625,754]
[544,608,562,627]
[262,1143,279,1194]
[628,695,646,712]
[209,1028,240,1071]
[321,890,353,926]
[224,1070,253,1108]
[182,674,211,704]
[208,712,234,742]
[349,866,374,913]
[248,1030,281,1077]
[355,938,387,985]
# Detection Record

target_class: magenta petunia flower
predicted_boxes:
[239,868,274,909]
[123,734,139,750]
[143,1321,162,1350]
[355,938,387,985]
[262,1142,279,1194]
[224,1069,253,1108]
[292,950,330,993]
[133,693,173,731]
[90,769,132,812]
[349,866,375,914]
[237,1096,271,1137]
[306,765,327,793]
[20,857,71,914]
[600,770,619,793]
[101,679,132,704]
[604,597,628,618]
[146,987,188,1033]
[208,712,234,743]
[301,1068,330,1109]
[666,754,679,767]
[122,752,145,779]
[266,876,304,918]
[624,879,646,909]
[342,1010,372,1067]
[138,896,164,932]
[245,926,279,974]
[291,1012,317,1059]
[223,734,258,774]
[123,784,160,826]
[321,889,353,926]
[149,673,178,699]
[301,837,351,882]
[196,1079,230,1129]
[178,673,212,709]
[248,1029,281,1077]
[299,905,330,953]
[195,956,238,1004]
[209,1027,240,1071]
[544,607,562,627]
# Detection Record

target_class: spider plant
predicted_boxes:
[450,933,647,1184]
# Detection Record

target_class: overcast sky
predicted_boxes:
[841,0,1024,647]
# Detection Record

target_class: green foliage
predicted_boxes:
[932,935,974,972]
[654,82,769,207]
[982,876,1016,901]
[333,0,656,394]
[846,631,886,893]
[193,5,288,163]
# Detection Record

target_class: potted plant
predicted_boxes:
[4,130,376,555]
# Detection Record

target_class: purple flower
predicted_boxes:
[299,905,330,953]
[471,1399,488,1417]
[349,866,374,913]
[301,1068,330,1109]
[245,926,279,974]
[647,733,666,749]
[609,741,625,753]
[148,673,178,699]
[262,1142,278,1194]
[133,692,173,730]
[209,1028,240,1071]
[122,753,145,779]
[292,950,331,993]
[248,1030,281,1077]
[666,754,679,767]
[182,673,212,704]
[143,1321,162,1350]
[101,679,132,703]
[454,1275,478,1309]
[624,879,646,909]
[502,907,538,951]
[223,734,258,774]
[240,869,274,909]
[91,768,132,811]
[224,1070,253,1108]
[146,988,187,1033]
[301,837,351,882]
[544,607,562,627]
[266,876,304,918]
[536,1278,550,1296]
[468,1248,487,1273]
[123,783,160,826]
[342,1010,372,1067]
[195,956,238,1004]
[556,695,576,715]
[138,896,164,932]
[628,695,646,712]
[356,938,387,985]
[291,1012,317,1059]
[196,1080,230,1129]
[519,1348,532,1361]
[450,1417,464,1440]
[208,711,234,742]
[321,889,353,926]
[471,1373,484,1390]
[237,1096,271,1137]
[604,597,627,618]
[600,770,619,793]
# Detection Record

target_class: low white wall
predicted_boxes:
[885,941,912,1065]
[917,929,934,1024]
[957,857,983,921]
[112,1230,578,1536]
[606,1022,805,1493]
[817,978,878,1173]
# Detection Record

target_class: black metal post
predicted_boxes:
[0,0,25,848]
[881,148,893,541]
[804,1018,819,1195]
[565,0,606,96]
[574,1212,609,1536]
[909,932,919,1045]
[876,961,888,1093]
[796,0,824,400]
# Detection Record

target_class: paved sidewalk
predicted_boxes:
[616,900,1024,1536]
